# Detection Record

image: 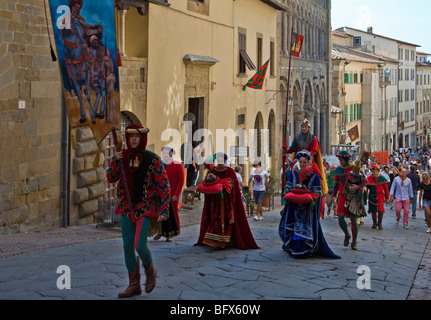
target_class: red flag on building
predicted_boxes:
[348,125,360,142]
[243,59,270,91]
[291,32,304,57]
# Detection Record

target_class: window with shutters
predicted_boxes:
[257,34,263,69]
[239,29,256,76]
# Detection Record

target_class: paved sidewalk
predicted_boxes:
[0,203,430,300]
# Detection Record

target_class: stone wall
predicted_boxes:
[70,127,106,225]
[0,1,107,234]
[0,0,64,234]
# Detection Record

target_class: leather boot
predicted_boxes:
[378,212,384,230]
[118,259,142,298]
[371,212,378,229]
[343,235,351,247]
[144,262,157,293]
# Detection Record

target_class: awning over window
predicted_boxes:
[183,54,220,66]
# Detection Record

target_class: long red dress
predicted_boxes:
[164,160,185,232]
[195,165,259,250]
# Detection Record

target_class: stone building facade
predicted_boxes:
[0,0,286,234]
[0,1,106,234]
[277,0,332,155]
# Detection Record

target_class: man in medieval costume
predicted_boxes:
[195,152,259,250]
[333,151,367,250]
[107,124,179,298]
[284,119,328,216]
[366,165,390,230]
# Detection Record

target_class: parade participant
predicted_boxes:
[418,172,431,233]
[390,168,414,229]
[279,151,340,259]
[195,152,259,250]
[107,124,177,297]
[407,166,420,219]
[366,166,390,230]
[153,146,185,242]
[334,151,367,250]
[283,119,328,213]
[248,161,272,221]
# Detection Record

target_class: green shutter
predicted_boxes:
[345,105,348,123]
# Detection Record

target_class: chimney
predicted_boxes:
[367,27,373,34]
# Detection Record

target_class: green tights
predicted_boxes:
[338,216,358,243]
[121,215,152,274]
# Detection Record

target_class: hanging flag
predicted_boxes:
[243,59,270,91]
[400,121,405,130]
[291,32,304,57]
[348,125,360,142]
[48,0,121,143]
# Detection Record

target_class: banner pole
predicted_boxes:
[282,28,294,193]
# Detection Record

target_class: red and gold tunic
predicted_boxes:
[107,150,171,223]
[366,174,389,213]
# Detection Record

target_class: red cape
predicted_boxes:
[196,166,260,250]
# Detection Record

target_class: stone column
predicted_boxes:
[287,12,293,52]
[281,12,286,52]
[314,111,320,141]
[320,112,327,155]
[118,9,128,57]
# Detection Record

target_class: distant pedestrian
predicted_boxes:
[419,172,431,233]
[248,161,272,221]
[407,166,420,219]
[390,168,414,229]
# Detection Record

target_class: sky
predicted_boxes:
[331,0,431,55]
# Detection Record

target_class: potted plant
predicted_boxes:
[242,186,255,216]
[263,169,278,208]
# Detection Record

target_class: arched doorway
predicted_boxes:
[398,133,404,150]
[268,109,276,170]
[253,112,264,163]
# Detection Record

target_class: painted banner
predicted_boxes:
[49,0,120,143]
